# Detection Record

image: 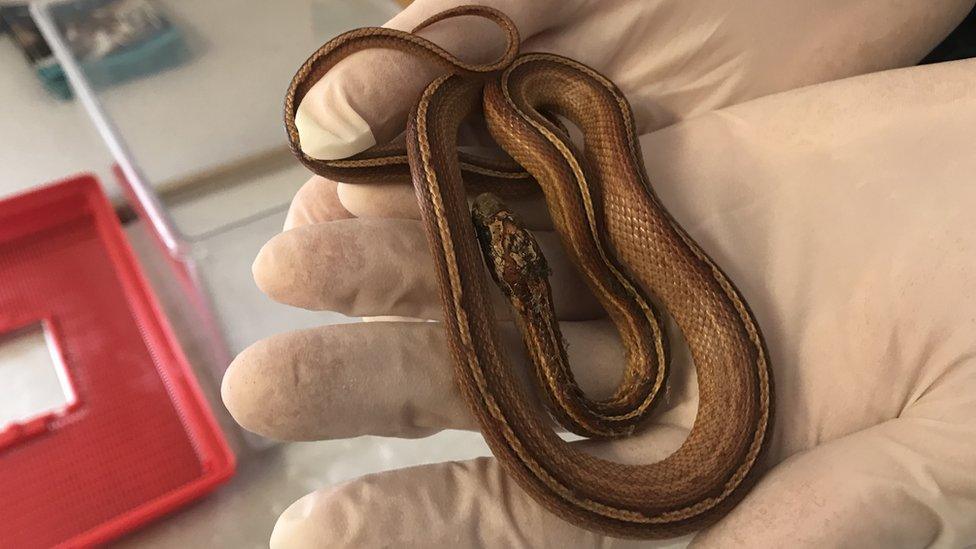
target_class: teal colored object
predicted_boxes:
[2,1,188,100]
[35,58,72,100]
[40,20,188,100]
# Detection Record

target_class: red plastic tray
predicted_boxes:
[0,175,235,548]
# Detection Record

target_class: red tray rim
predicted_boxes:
[2,174,236,547]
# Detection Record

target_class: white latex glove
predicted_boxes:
[222,0,976,546]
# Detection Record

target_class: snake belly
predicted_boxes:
[285,5,773,539]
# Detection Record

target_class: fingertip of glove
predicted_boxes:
[271,492,325,549]
[251,238,277,294]
[221,343,263,437]
[251,233,302,306]
[295,87,376,160]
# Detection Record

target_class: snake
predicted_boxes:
[284,5,773,539]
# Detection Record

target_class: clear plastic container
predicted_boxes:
[29,1,493,546]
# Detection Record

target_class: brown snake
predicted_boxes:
[284,6,773,539]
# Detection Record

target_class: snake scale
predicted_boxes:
[284,6,773,538]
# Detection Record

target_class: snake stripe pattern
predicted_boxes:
[285,5,773,538]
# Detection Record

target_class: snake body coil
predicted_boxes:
[285,6,773,538]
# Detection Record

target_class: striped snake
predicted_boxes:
[284,5,773,538]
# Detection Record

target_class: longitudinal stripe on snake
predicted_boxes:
[284,5,773,538]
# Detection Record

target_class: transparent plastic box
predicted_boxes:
[26,1,492,545]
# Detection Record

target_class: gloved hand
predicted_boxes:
[222,0,976,546]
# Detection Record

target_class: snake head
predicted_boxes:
[471,193,551,302]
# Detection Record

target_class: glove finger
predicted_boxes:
[268,426,692,549]
[252,217,602,320]
[221,319,693,441]
[283,176,355,231]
